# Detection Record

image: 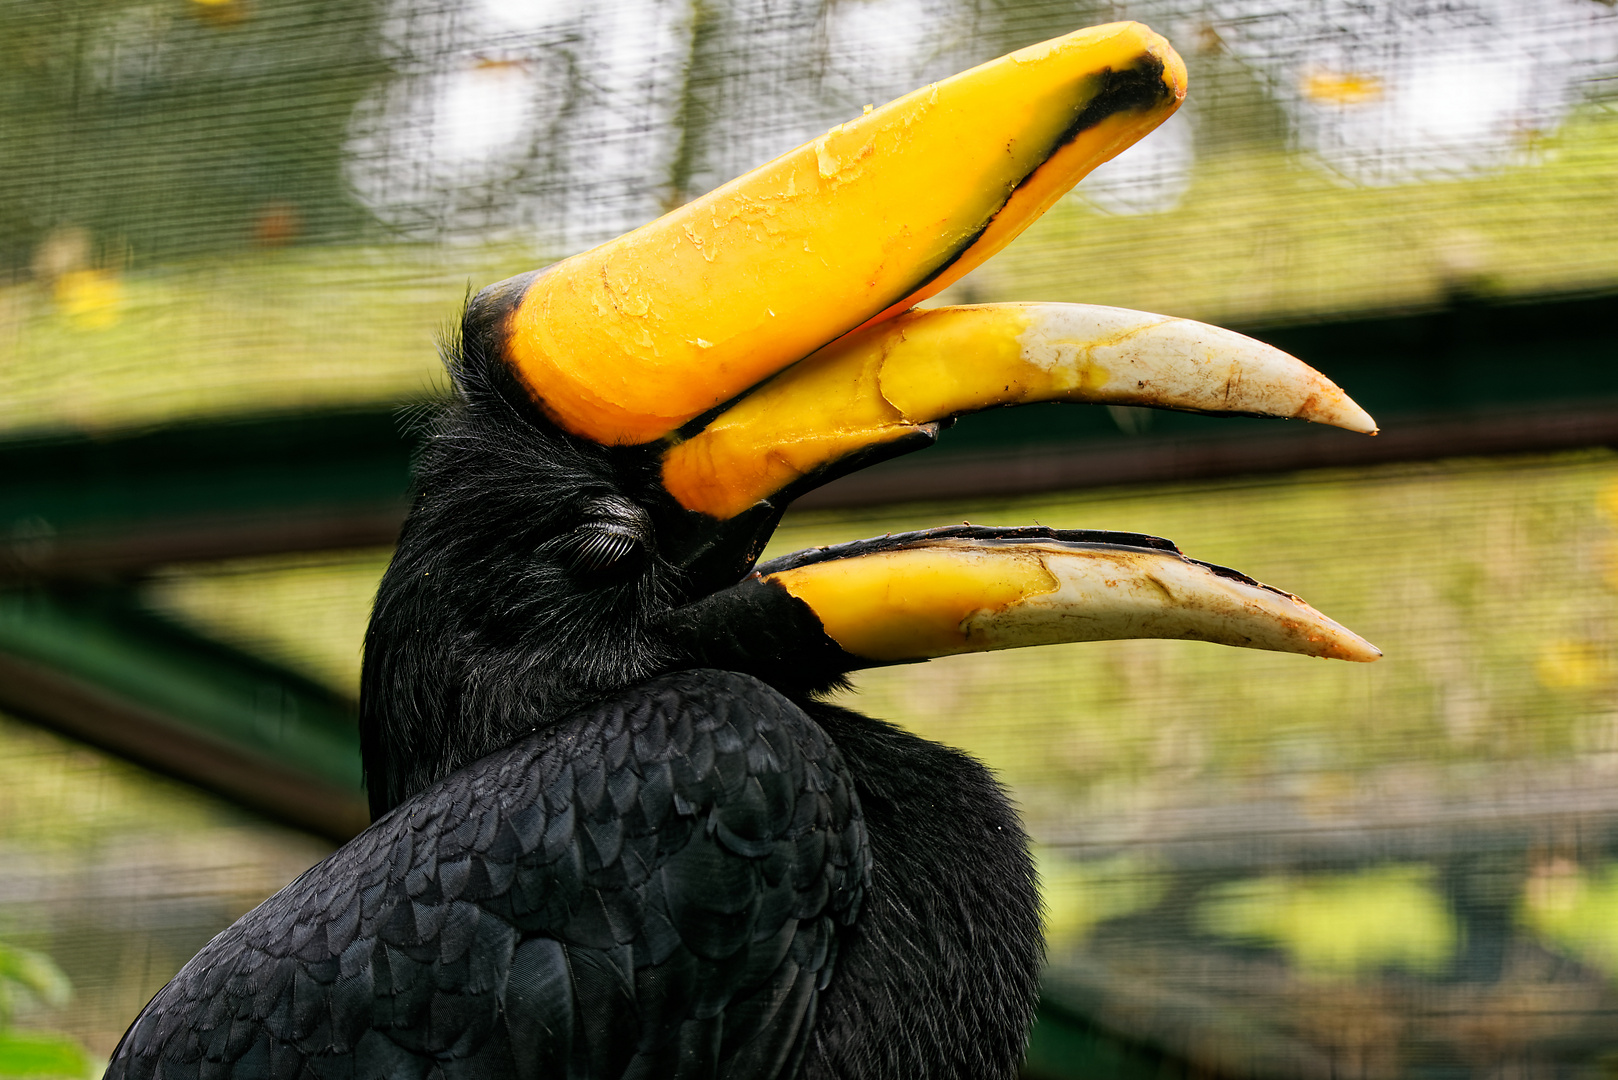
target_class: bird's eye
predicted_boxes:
[561,497,652,579]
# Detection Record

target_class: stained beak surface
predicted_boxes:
[484,22,1187,445]
[663,304,1377,519]
[755,528,1380,665]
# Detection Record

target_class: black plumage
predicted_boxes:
[110,671,867,1078]
[106,319,1044,1079]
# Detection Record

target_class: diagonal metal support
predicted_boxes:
[0,585,368,841]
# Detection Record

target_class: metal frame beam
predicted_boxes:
[0,586,366,840]
[3,289,1615,580]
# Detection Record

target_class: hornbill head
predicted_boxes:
[361,22,1380,819]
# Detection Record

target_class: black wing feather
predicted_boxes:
[107,670,866,1080]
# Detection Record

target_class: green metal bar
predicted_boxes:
[0,585,367,840]
[1,290,1614,578]
[0,408,413,579]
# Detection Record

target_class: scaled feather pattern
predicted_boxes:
[108,671,866,1080]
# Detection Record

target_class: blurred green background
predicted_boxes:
[4,0,1618,1076]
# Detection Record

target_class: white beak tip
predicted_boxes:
[1302,393,1378,435]
[1338,404,1380,436]
[1335,636,1384,663]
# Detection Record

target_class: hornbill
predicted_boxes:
[107,22,1380,1080]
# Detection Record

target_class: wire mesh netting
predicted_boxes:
[5,0,1618,1074]
[5,1,1618,431]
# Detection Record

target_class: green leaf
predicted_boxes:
[0,1029,93,1079]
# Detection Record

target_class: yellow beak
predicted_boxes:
[761,531,1381,664]
[486,22,1187,445]
[667,527,1380,675]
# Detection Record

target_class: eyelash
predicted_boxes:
[566,524,642,575]
[560,495,653,579]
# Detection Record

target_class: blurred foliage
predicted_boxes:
[1037,850,1165,951]
[0,942,72,1023]
[0,244,481,434]
[0,1031,93,1080]
[143,550,392,694]
[994,103,1618,327]
[0,941,91,1080]
[0,710,219,851]
[1197,865,1457,976]
[1521,859,1618,980]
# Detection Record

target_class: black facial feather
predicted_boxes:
[359,319,679,819]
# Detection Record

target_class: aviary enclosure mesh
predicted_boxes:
[3,0,1618,1072]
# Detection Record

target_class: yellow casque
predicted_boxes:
[501,22,1187,446]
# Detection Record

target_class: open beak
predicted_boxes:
[473,21,1382,668]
